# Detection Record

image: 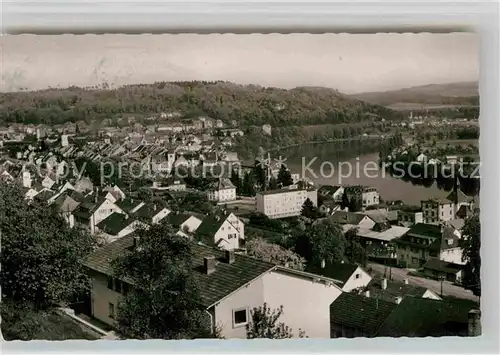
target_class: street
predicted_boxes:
[368,262,479,302]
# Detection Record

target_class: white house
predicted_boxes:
[84,242,344,339]
[195,213,245,251]
[73,198,126,234]
[308,261,373,293]
[132,203,171,225]
[96,213,147,244]
[207,178,237,203]
[166,213,204,237]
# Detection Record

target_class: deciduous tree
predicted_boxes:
[112,224,214,339]
[0,184,97,309]
[246,303,305,339]
[459,213,481,297]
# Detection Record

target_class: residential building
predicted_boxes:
[195,213,245,251]
[363,277,441,304]
[421,190,473,224]
[422,258,464,283]
[318,185,344,202]
[307,262,372,293]
[397,206,424,227]
[207,178,237,203]
[96,212,146,243]
[394,223,463,268]
[421,198,455,224]
[117,198,146,215]
[132,203,171,225]
[344,186,380,208]
[83,237,344,338]
[256,187,318,219]
[73,197,126,234]
[50,190,86,227]
[166,212,204,236]
[329,293,476,338]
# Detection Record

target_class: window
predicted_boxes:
[233,308,248,327]
[114,279,121,293]
[108,302,115,319]
[122,282,129,295]
[107,276,114,290]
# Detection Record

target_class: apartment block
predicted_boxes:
[256,187,317,219]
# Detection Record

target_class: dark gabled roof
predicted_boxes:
[446,190,472,204]
[83,233,276,308]
[166,212,197,228]
[306,262,358,285]
[195,216,225,238]
[330,211,367,225]
[422,258,463,274]
[376,297,473,337]
[117,198,143,213]
[330,292,397,336]
[34,189,55,201]
[72,197,107,220]
[318,185,342,196]
[96,213,133,236]
[366,278,430,303]
[406,223,442,239]
[132,202,167,220]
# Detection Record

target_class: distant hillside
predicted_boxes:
[351,82,479,108]
[0,81,403,126]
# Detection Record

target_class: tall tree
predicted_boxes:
[459,214,481,297]
[0,184,97,309]
[277,165,293,187]
[246,303,305,339]
[111,225,213,339]
[300,198,318,219]
[344,227,367,267]
[293,217,346,266]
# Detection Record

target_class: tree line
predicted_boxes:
[0,81,404,126]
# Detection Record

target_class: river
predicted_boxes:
[276,141,451,206]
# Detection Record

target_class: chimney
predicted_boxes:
[204,256,216,275]
[381,278,388,290]
[403,279,409,285]
[394,296,403,305]
[468,309,481,337]
[364,290,370,298]
[225,250,235,264]
[321,259,326,269]
[133,236,140,248]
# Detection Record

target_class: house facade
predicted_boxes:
[84,240,344,339]
[421,198,455,224]
[256,187,318,219]
[207,178,237,203]
[394,223,463,268]
[196,213,245,250]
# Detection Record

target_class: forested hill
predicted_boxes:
[0,81,403,126]
[351,82,479,107]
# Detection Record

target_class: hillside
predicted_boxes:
[351,82,479,108]
[0,81,403,126]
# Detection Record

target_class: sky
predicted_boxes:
[0,33,478,94]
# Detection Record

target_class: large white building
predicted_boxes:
[256,187,318,219]
[207,178,237,203]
